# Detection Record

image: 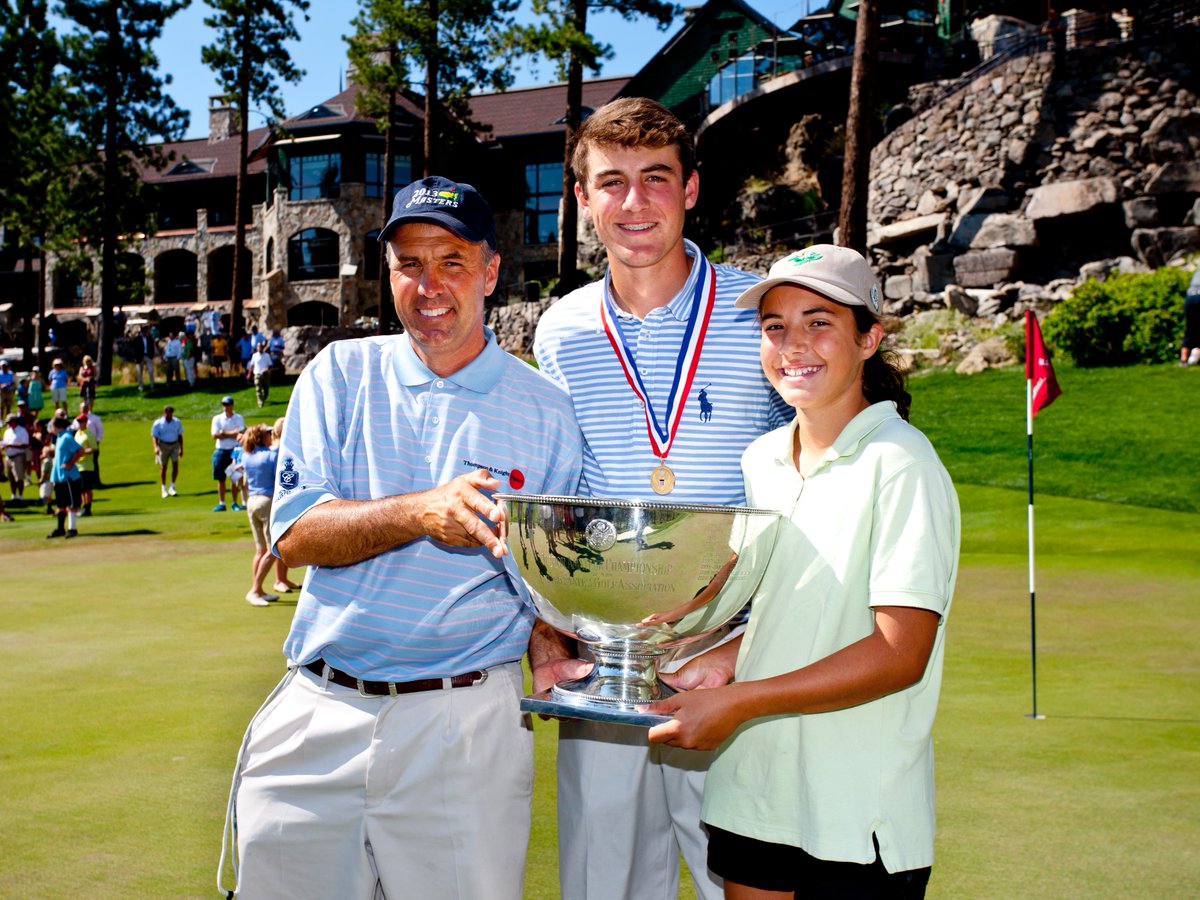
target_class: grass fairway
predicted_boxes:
[2,367,1198,897]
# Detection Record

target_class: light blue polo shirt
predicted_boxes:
[272,329,583,680]
[150,416,184,443]
[534,239,790,505]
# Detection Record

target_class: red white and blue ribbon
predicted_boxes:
[599,255,716,461]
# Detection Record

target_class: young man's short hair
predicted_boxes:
[570,97,696,192]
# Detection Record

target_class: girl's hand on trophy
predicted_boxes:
[646,685,746,750]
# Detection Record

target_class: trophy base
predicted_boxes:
[521,689,674,727]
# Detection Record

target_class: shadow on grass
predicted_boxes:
[86,528,159,537]
[95,480,155,489]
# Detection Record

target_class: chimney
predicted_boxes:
[209,95,240,144]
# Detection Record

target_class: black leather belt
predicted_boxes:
[303,659,488,696]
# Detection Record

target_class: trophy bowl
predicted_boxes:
[495,493,781,726]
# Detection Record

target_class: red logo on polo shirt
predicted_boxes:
[509,469,525,490]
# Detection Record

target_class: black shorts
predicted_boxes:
[1183,293,1200,348]
[80,470,96,492]
[54,478,82,511]
[706,824,931,898]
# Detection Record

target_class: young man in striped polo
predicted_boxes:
[531,97,791,900]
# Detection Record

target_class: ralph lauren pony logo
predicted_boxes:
[697,384,713,423]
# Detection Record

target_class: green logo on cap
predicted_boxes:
[788,251,823,266]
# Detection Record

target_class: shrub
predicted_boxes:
[1043,266,1190,366]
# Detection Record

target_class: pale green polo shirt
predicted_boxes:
[701,401,960,874]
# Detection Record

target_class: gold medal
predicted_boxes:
[650,463,676,495]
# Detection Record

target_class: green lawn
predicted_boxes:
[1,366,1197,897]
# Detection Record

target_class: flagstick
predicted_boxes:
[1026,376,1045,720]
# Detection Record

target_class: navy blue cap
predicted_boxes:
[378,176,496,250]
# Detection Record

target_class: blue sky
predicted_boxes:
[149,0,819,139]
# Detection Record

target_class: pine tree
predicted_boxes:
[0,0,79,368]
[508,0,676,293]
[348,0,517,180]
[59,0,190,385]
[202,0,309,344]
[346,2,410,334]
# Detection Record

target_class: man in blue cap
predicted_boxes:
[222,176,583,900]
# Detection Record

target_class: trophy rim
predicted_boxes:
[493,492,781,517]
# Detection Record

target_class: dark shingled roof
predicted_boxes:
[137,126,270,183]
[137,77,630,182]
[467,76,630,141]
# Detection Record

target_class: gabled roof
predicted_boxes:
[467,76,630,141]
[279,82,425,133]
[137,126,271,184]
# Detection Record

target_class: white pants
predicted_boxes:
[557,720,724,900]
[232,662,533,900]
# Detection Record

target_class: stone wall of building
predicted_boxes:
[258,183,386,328]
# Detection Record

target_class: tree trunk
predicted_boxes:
[231,24,251,343]
[28,246,45,369]
[423,0,438,177]
[96,3,121,386]
[379,49,398,335]
[555,0,588,295]
[837,0,880,255]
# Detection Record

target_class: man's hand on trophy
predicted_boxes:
[659,635,741,693]
[419,469,508,557]
[530,657,594,722]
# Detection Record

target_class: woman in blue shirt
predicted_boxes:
[239,423,280,606]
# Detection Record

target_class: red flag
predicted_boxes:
[1025,311,1061,416]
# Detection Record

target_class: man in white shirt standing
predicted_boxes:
[2,413,30,505]
[162,332,183,385]
[151,405,184,498]
[210,395,245,512]
[248,341,273,408]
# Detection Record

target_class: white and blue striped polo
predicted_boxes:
[534,240,792,505]
[272,329,583,680]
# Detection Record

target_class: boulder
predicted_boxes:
[1025,177,1119,219]
[912,247,957,294]
[956,186,1012,216]
[884,274,913,300]
[953,248,1021,287]
[1130,227,1200,268]
[916,188,953,216]
[955,335,1016,374]
[1146,162,1200,195]
[1141,109,1200,164]
[949,212,1038,249]
[867,212,948,246]
[488,297,553,356]
[943,284,978,316]
[1122,197,1159,229]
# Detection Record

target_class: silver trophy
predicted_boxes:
[495,493,782,726]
